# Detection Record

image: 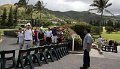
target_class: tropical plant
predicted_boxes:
[15,0,30,19]
[89,0,113,35]
[35,0,46,19]
[25,5,35,19]
[13,6,18,27]
[17,0,29,8]
[71,22,91,41]
[1,8,7,27]
[8,7,14,28]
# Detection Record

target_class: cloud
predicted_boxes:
[0,0,12,5]
[0,0,120,15]
[65,0,92,4]
[106,0,120,15]
[43,0,90,12]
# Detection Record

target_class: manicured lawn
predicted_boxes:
[101,27,120,42]
[102,32,120,42]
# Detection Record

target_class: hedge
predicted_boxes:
[71,22,91,40]
[4,30,17,37]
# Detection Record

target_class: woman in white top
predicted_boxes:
[17,27,24,49]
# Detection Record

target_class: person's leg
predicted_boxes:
[46,37,49,44]
[30,40,33,47]
[51,36,53,43]
[83,50,88,68]
[19,43,22,49]
[55,36,57,43]
[87,51,90,67]
[17,37,19,44]
[98,44,103,54]
[52,36,55,43]
[47,37,51,44]
[23,41,27,49]
[34,36,37,45]
[26,41,29,49]
[49,37,52,44]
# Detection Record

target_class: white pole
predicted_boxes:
[72,37,75,51]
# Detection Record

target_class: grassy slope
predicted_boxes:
[102,27,120,42]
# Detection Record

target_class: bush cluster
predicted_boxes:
[71,22,91,40]
[4,30,17,37]
[63,27,82,51]
[105,26,114,33]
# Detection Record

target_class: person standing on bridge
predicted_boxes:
[80,29,93,69]
[17,27,24,49]
[23,23,33,49]
[98,35,104,54]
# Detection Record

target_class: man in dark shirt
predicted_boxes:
[52,27,58,43]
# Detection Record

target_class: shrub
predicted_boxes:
[105,26,114,33]
[4,30,17,37]
[63,27,82,51]
[71,22,91,40]
[91,26,103,35]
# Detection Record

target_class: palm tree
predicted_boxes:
[15,0,30,18]
[26,5,35,19]
[16,0,29,8]
[35,0,46,20]
[89,0,113,35]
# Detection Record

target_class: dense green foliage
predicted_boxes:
[17,0,27,7]
[13,6,18,27]
[90,0,112,35]
[63,27,82,51]
[105,26,114,33]
[105,20,120,33]
[0,6,18,28]
[4,30,17,37]
[71,22,91,40]
[91,26,101,35]
[8,7,14,28]
[1,8,7,27]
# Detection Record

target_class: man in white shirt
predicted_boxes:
[45,28,52,44]
[80,29,93,69]
[23,23,33,49]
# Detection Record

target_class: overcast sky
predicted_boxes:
[0,0,120,15]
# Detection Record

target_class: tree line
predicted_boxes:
[0,6,18,28]
[89,19,120,33]
[0,0,46,28]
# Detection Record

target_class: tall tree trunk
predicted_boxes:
[100,11,103,35]
[39,11,41,27]
[40,11,41,20]
[31,12,33,19]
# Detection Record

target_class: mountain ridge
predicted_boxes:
[0,4,120,23]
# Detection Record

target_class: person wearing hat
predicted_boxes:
[23,23,33,49]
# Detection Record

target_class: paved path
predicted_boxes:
[0,37,120,69]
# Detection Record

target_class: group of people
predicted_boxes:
[17,23,33,49]
[98,36,118,53]
[17,23,118,69]
[17,23,64,50]
[44,27,64,45]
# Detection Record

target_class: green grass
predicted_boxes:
[101,27,120,43]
